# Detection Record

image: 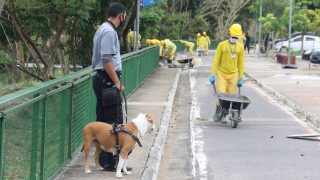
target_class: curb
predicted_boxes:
[140,68,182,180]
[245,72,320,130]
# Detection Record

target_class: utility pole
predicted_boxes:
[257,0,263,56]
[134,0,140,51]
[283,0,297,69]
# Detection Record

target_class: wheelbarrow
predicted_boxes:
[172,53,194,68]
[212,85,251,128]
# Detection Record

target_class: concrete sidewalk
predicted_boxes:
[54,66,179,180]
[245,55,320,129]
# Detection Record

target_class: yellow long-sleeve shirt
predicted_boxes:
[198,36,207,49]
[128,31,141,47]
[211,40,245,78]
[179,40,194,48]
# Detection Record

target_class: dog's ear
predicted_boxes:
[146,113,154,123]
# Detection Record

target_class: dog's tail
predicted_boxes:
[80,145,84,152]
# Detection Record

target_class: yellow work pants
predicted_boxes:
[216,71,239,95]
[204,44,209,55]
[168,46,177,61]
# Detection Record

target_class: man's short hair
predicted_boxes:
[107,3,126,18]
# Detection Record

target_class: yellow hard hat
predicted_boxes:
[229,23,243,37]
[146,39,151,44]
[203,32,207,36]
[197,33,201,37]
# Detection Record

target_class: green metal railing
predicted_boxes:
[0,46,159,180]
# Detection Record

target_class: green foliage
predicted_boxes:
[259,13,279,33]
[140,6,165,39]
[140,1,209,40]
[0,49,15,64]
[307,9,320,33]
[292,9,311,33]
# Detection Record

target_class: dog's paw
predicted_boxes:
[116,173,123,178]
[85,169,92,174]
[124,171,132,175]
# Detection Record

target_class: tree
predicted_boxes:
[201,0,251,40]
[259,13,279,54]
[0,0,4,15]
[0,0,138,81]
[307,9,320,34]
[292,9,311,51]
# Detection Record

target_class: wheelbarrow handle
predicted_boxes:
[212,84,217,94]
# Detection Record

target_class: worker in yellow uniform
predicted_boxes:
[196,33,201,47]
[161,39,177,64]
[179,40,195,55]
[128,30,141,49]
[198,35,207,56]
[209,23,245,121]
[203,32,211,55]
[146,39,163,57]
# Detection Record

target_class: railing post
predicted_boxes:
[40,95,48,180]
[68,82,74,159]
[0,112,4,180]
[30,94,41,179]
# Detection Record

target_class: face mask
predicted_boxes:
[118,13,126,28]
[229,37,238,44]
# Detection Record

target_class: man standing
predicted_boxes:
[203,32,211,55]
[209,23,245,120]
[92,3,127,171]
[245,32,251,54]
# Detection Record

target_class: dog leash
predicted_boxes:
[119,80,128,124]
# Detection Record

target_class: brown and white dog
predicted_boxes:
[82,113,155,178]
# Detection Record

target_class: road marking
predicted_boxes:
[189,69,209,180]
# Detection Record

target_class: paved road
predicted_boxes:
[159,52,320,180]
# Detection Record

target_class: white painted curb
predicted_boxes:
[140,69,181,180]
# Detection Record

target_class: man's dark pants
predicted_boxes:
[93,70,123,124]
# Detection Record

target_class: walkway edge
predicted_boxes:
[245,72,320,130]
[140,68,182,180]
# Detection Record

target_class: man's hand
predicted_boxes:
[209,75,216,85]
[237,79,244,87]
[115,82,125,93]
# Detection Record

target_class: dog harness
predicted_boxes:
[111,124,143,154]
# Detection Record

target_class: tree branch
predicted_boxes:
[16,65,45,81]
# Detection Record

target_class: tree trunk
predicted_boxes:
[58,48,68,75]
[15,41,25,65]
[8,0,46,81]
[15,40,25,79]
[121,0,137,52]
[47,0,67,79]
[70,18,77,71]
[0,0,5,15]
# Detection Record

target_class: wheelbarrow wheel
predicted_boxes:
[230,111,240,128]
[231,120,238,128]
